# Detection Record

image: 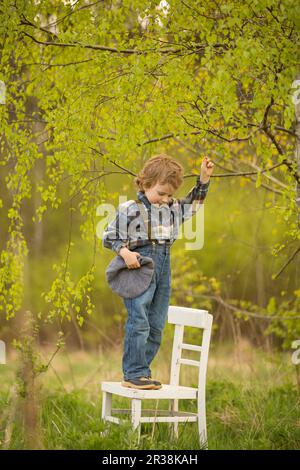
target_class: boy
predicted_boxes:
[102,154,214,389]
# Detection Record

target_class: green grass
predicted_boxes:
[0,342,299,450]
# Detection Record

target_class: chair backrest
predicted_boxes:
[168,306,213,391]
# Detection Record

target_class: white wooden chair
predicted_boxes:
[101,305,213,448]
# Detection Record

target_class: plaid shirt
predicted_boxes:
[102,175,210,254]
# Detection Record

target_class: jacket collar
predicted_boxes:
[137,190,151,209]
[136,190,174,209]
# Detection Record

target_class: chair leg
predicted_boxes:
[198,426,208,450]
[102,391,112,421]
[131,399,142,444]
[197,399,208,449]
[169,399,179,439]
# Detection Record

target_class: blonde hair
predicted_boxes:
[134,154,184,192]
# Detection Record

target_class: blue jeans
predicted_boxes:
[122,243,172,380]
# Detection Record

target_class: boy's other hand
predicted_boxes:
[200,156,214,183]
[119,247,141,269]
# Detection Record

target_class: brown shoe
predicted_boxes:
[121,376,162,390]
[146,376,162,387]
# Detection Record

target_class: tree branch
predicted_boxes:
[21,30,228,56]
[273,244,300,279]
[21,31,187,55]
[42,1,104,30]
[89,143,286,188]
[190,292,300,320]
[180,114,259,142]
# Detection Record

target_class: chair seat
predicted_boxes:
[101,381,198,399]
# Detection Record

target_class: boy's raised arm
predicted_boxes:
[176,156,214,224]
[177,175,210,224]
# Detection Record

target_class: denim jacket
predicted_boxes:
[102,175,210,254]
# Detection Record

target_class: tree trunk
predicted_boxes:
[294,72,300,227]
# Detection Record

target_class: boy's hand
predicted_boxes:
[200,156,214,183]
[119,247,141,269]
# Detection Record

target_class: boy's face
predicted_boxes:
[144,182,176,206]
